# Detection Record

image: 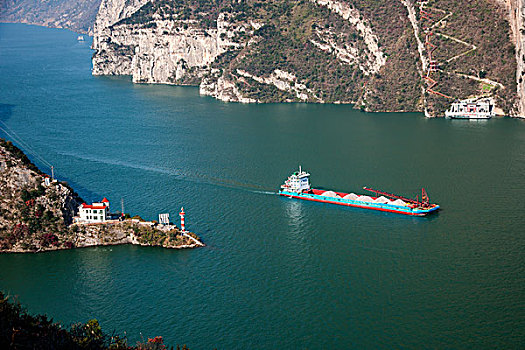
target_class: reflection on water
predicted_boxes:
[76,248,116,303]
[0,23,524,349]
[284,198,305,230]
[449,118,491,128]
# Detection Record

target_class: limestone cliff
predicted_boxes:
[0,138,203,253]
[90,0,520,116]
[88,0,520,116]
[2,0,521,115]
[4,0,519,115]
[91,0,406,106]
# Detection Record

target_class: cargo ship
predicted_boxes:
[279,167,440,216]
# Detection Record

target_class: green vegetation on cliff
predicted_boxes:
[96,0,518,115]
[0,139,83,250]
[3,0,519,114]
[0,138,203,253]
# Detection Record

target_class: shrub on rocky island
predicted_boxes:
[1,138,204,253]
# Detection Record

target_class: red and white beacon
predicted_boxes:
[179,207,186,232]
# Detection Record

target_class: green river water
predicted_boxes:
[0,23,524,349]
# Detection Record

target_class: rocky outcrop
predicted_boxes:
[0,138,204,253]
[93,0,149,35]
[235,69,323,102]
[68,221,204,251]
[200,71,257,103]
[309,0,386,75]
[92,3,243,84]
[0,138,83,237]
[91,0,149,75]
[400,0,428,73]
[129,23,223,84]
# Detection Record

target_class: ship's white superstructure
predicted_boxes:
[280,166,311,193]
[445,98,494,119]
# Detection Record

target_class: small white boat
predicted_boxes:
[77,35,85,41]
[445,98,494,119]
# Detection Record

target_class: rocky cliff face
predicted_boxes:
[92,15,232,84]
[0,138,83,250]
[3,0,521,115]
[89,0,519,116]
[92,1,257,87]
[92,0,411,106]
[507,0,525,117]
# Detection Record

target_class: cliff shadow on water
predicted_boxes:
[0,119,101,203]
[0,104,15,123]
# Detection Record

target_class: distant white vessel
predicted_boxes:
[77,35,85,41]
[445,98,495,119]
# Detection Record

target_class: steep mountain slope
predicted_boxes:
[91,0,520,116]
[407,0,517,116]
[0,0,102,34]
[0,138,84,249]
[92,0,424,110]
[2,0,522,116]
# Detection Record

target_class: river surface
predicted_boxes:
[0,23,524,349]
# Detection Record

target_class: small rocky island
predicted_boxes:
[0,138,204,253]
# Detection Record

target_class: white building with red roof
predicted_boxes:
[77,197,110,223]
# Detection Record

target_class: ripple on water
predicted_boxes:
[0,23,524,349]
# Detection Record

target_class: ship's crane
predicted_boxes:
[363,187,431,207]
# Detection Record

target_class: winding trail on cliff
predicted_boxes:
[401,0,504,104]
